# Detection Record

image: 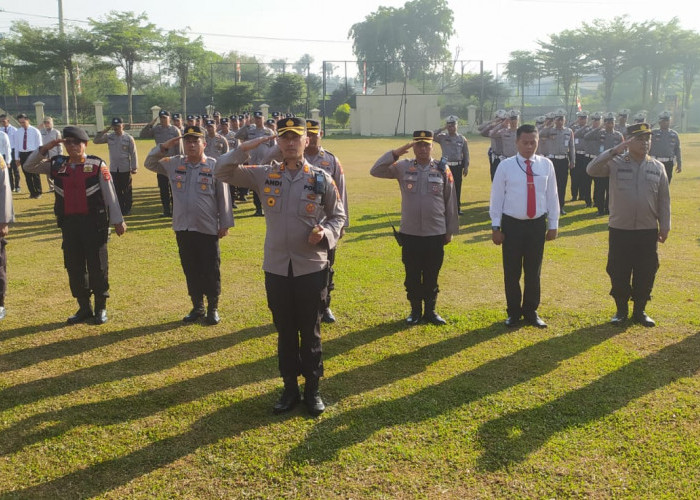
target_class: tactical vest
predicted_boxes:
[50,155,109,228]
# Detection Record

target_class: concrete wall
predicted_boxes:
[351,82,440,136]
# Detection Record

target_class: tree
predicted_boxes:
[267,73,307,113]
[293,54,313,75]
[537,30,590,113]
[677,29,700,129]
[334,103,351,129]
[215,81,257,114]
[161,31,208,115]
[459,71,509,121]
[578,16,632,110]
[269,58,287,75]
[504,51,540,111]
[90,11,161,124]
[4,21,93,123]
[348,0,455,85]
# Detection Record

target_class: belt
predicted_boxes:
[446,161,461,166]
[576,150,586,155]
[549,155,568,160]
[586,154,596,158]
[653,156,672,162]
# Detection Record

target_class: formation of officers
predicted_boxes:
[0,106,675,414]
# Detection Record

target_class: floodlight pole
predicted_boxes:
[58,0,70,124]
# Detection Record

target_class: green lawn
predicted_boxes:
[0,134,698,498]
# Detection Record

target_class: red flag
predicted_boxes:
[236,60,241,83]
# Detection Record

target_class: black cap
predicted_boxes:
[285,113,294,119]
[626,123,652,137]
[253,111,263,118]
[62,126,90,142]
[16,113,28,119]
[265,118,275,126]
[272,111,280,117]
[158,110,170,117]
[182,125,204,138]
[306,119,320,134]
[202,114,209,119]
[186,114,195,120]
[277,117,306,136]
[172,113,181,119]
[412,130,433,143]
[111,117,123,125]
[221,117,229,124]
[205,119,215,126]
[238,115,245,120]
[229,115,237,120]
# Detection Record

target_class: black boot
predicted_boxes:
[68,297,94,325]
[273,377,300,414]
[303,377,326,417]
[423,299,446,325]
[94,297,108,325]
[611,297,629,326]
[206,295,220,325]
[632,300,655,327]
[406,301,422,325]
[183,296,205,322]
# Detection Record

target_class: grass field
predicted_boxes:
[0,133,698,498]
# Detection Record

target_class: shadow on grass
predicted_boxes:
[2,319,407,498]
[475,330,700,471]
[0,321,69,342]
[0,323,275,413]
[285,322,623,464]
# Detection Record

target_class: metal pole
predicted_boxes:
[58,0,70,124]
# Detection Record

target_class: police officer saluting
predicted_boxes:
[371,130,458,325]
[433,115,469,215]
[145,126,234,325]
[216,117,346,416]
[24,126,126,324]
[587,123,671,326]
[93,117,138,216]
[649,111,681,183]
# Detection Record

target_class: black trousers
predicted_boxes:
[501,214,546,318]
[252,191,262,211]
[265,266,328,379]
[662,161,674,184]
[0,238,7,305]
[593,177,609,213]
[401,233,445,304]
[157,173,172,215]
[490,156,501,182]
[175,231,221,300]
[112,171,133,215]
[61,217,109,302]
[19,151,42,197]
[607,228,659,304]
[576,155,593,205]
[449,164,464,210]
[552,158,569,210]
[8,151,20,190]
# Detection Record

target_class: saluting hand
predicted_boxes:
[239,136,272,152]
[160,136,181,152]
[392,142,413,159]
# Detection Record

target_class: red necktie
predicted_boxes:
[23,128,27,150]
[526,159,536,218]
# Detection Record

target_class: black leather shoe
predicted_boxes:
[205,308,220,325]
[321,307,336,323]
[525,313,547,328]
[505,316,520,327]
[406,311,422,325]
[610,310,628,326]
[183,307,205,322]
[94,309,108,325]
[160,211,172,218]
[273,386,300,414]
[254,209,264,217]
[232,202,239,209]
[424,311,447,325]
[304,390,326,416]
[458,210,464,215]
[67,307,94,325]
[633,311,656,327]
[560,209,567,215]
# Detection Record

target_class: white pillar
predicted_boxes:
[94,101,105,131]
[34,101,45,124]
[150,105,161,121]
[205,104,215,117]
[260,103,269,120]
[467,105,477,133]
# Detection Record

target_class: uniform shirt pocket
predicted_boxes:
[298,191,323,219]
[428,173,444,195]
[197,174,213,194]
[172,173,186,191]
[403,173,418,193]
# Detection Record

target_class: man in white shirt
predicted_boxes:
[0,115,19,193]
[490,124,560,328]
[14,113,43,198]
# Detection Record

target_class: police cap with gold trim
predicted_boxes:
[306,119,321,134]
[412,130,433,143]
[626,123,652,137]
[277,117,306,136]
[182,125,204,138]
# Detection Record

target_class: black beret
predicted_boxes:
[62,126,89,142]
